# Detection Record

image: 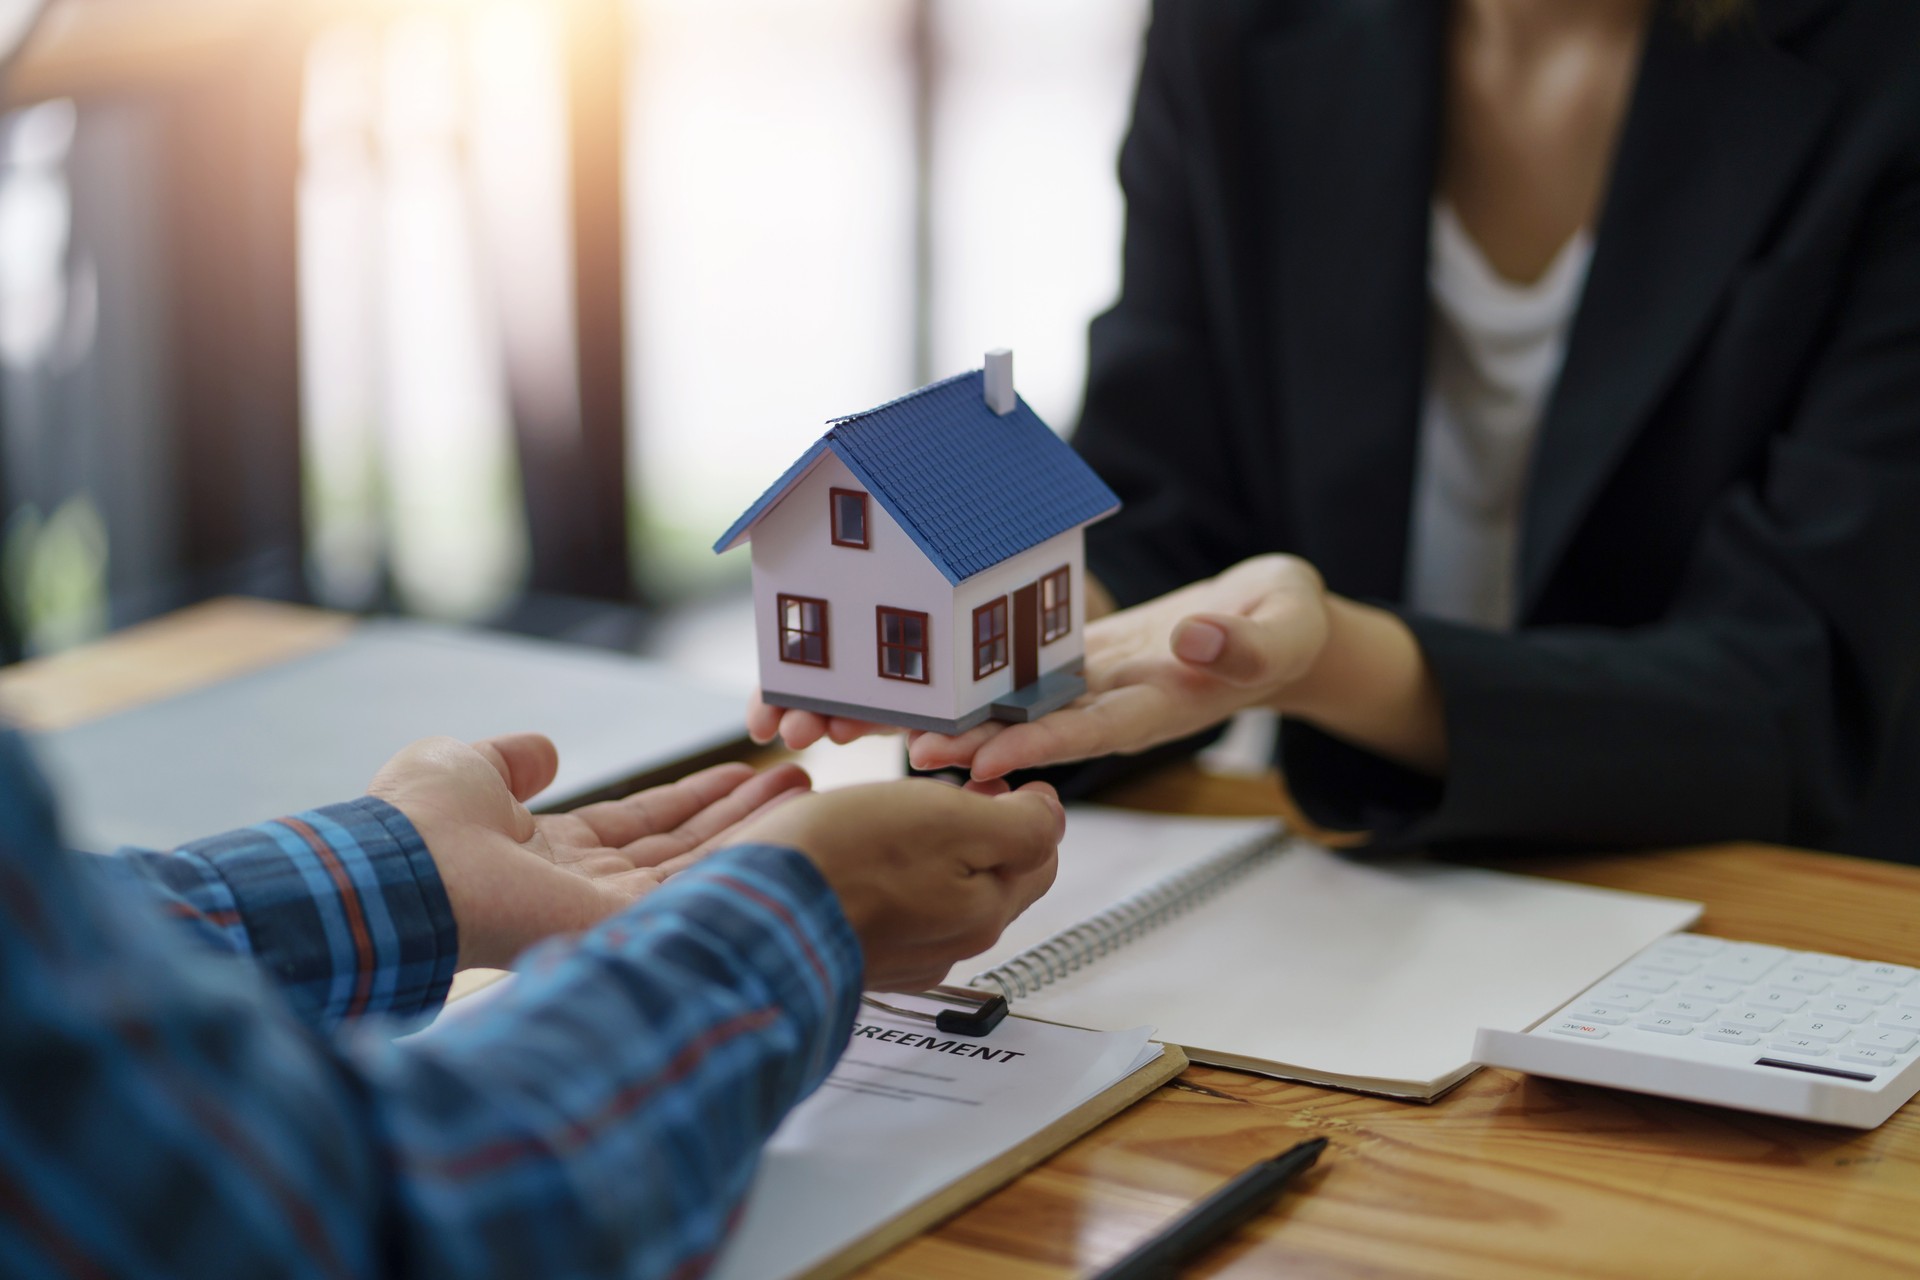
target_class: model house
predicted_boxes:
[714,350,1121,734]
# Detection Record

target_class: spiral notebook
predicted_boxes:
[952,807,1702,1100]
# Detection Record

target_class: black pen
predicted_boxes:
[1090,1137,1329,1280]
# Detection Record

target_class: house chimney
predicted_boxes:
[983,348,1016,416]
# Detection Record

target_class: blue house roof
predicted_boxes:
[713,370,1120,585]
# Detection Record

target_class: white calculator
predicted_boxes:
[1474,934,1920,1128]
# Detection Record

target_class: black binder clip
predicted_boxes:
[860,985,1009,1037]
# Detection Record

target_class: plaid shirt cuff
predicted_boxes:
[635,842,866,1090]
[146,797,458,1026]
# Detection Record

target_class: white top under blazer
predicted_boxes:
[1405,201,1595,630]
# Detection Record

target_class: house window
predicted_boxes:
[777,594,830,667]
[973,598,1008,679]
[830,488,870,549]
[876,607,929,683]
[1040,567,1071,643]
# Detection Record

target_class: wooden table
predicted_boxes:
[8,599,1920,1278]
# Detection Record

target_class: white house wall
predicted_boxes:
[750,453,961,723]
[948,529,1087,704]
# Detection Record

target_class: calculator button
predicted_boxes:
[1770,1037,1828,1056]
[1587,987,1653,1012]
[1549,1021,1610,1039]
[1747,990,1808,1014]
[1658,936,1728,956]
[1863,1029,1918,1054]
[1614,969,1679,993]
[1640,953,1704,975]
[1841,1047,1897,1069]
[1775,972,1831,994]
[1568,1004,1631,1025]
[1785,1019,1850,1043]
[1681,979,1742,1002]
[1809,1000,1873,1025]
[1702,1027,1760,1046]
[1652,999,1719,1022]
[1722,1009,1784,1033]
[1702,945,1787,983]
[1637,1017,1693,1035]
[1833,981,1896,1005]
[1704,948,1789,990]
[1789,953,1855,976]
[1862,963,1918,987]
[1877,1009,1920,1033]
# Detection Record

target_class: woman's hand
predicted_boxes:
[746,693,897,751]
[910,555,1333,780]
[369,735,812,969]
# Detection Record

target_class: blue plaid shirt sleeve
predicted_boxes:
[1,732,865,1280]
[101,797,459,1028]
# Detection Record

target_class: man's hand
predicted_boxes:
[730,778,1065,991]
[369,734,811,969]
[909,555,1332,780]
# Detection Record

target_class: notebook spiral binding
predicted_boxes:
[968,829,1287,1002]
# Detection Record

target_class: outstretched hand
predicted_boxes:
[369,734,811,969]
[731,776,1064,992]
[908,554,1332,781]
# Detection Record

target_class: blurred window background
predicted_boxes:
[0,0,1149,658]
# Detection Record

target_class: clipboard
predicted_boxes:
[449,982,1184,1280]
[794,1035,1188,1280]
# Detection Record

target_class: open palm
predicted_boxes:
[909,555,1331,781]
[369,734,811,969]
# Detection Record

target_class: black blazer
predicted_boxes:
[1075,0,1920,852]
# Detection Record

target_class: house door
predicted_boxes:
[1012,582,1039,689]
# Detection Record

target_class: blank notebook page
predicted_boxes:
[957,807,1702,1096]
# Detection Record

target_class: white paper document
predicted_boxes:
[708,1001,1157,1280]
